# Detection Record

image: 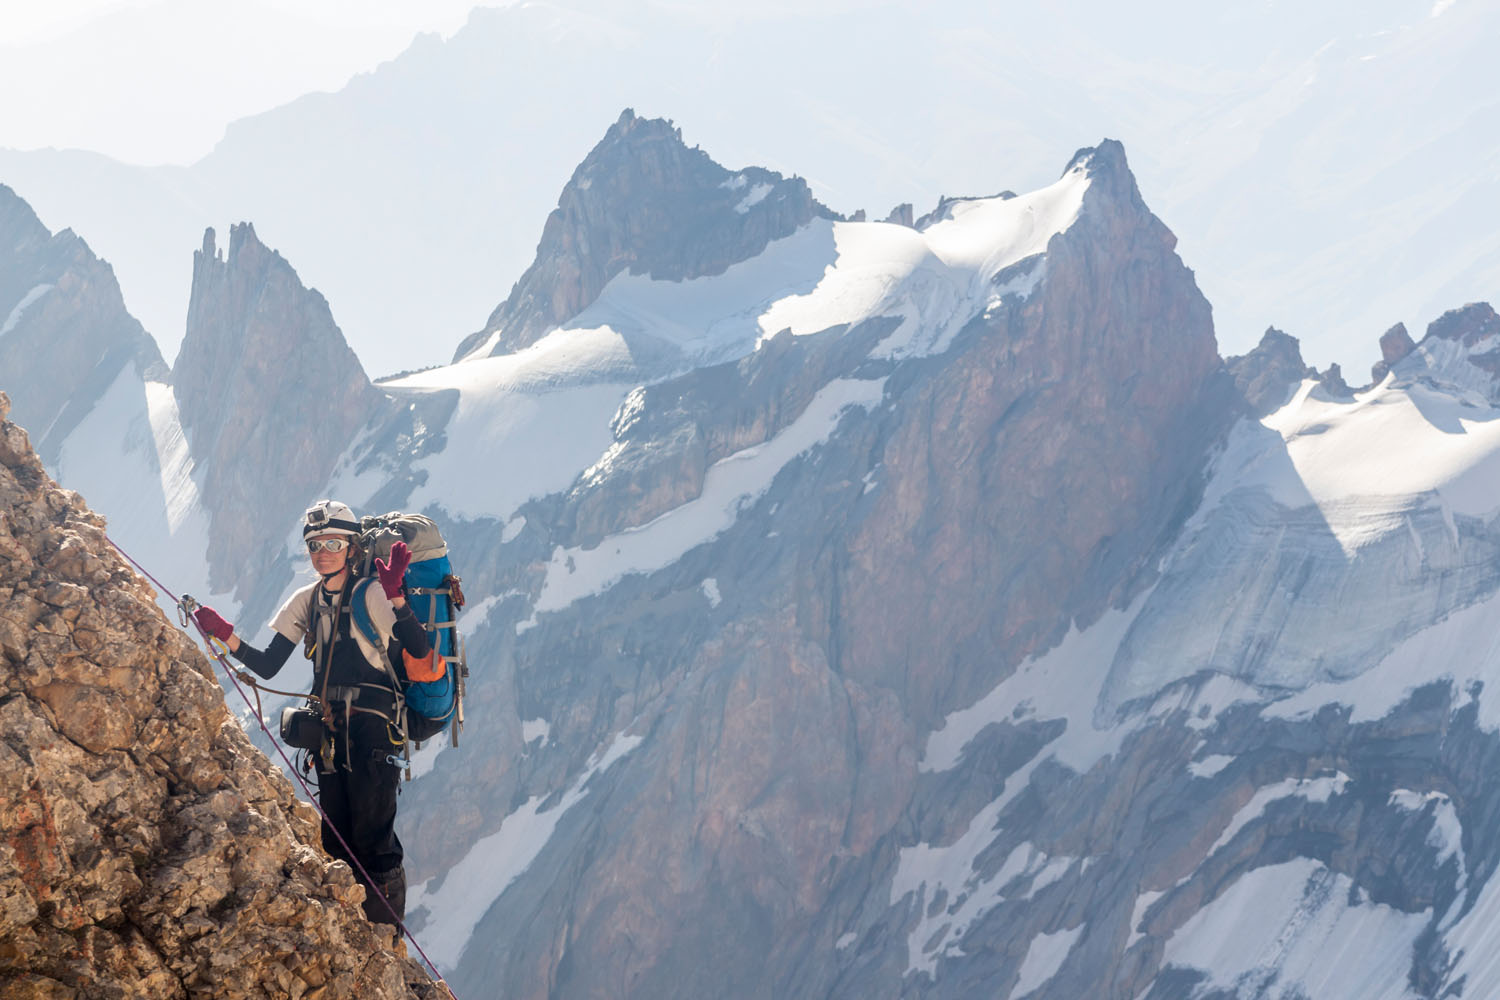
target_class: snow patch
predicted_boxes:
[1188,754,1235,779]
[408,730,644,972]
[502,514,527,543]
[458,594,502,630]
[521,718,550,747]
[733,182,773,214]
[1158,860,1427,1000]
[1,283,52,338]
[1013,925,1084,999]
[1265,588,1500,730]
[1208,773,1349,856]
[921,593,1148,774]
[529,377,885,618]
[892,835,1077,979]
[1127,889,1166,950]
[700,577,722,607]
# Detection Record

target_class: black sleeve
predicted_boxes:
[231,633,297,680]
[391,603,430,658]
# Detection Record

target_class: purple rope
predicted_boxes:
[105,536,457,997]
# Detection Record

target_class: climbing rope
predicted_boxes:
[105,537,459,999]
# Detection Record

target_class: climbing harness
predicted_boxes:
[109,537,459,999]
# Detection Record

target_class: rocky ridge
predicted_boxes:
[174,223,390,601]
[0,392,439,998]
[453,109,838,361]
[0,185,164,466]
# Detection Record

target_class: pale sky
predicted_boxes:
[0,0,1492,382]
[0,0,513,164]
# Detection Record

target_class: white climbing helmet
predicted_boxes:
[302,499,361,538]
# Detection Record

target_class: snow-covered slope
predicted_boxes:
[381,157,1090,530]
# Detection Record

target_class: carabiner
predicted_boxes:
[176,593,200,629]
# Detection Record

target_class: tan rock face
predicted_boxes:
[0,393,440,999]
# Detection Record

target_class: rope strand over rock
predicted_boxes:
[105,535,458,1000]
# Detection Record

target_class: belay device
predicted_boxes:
[352,512,468,746]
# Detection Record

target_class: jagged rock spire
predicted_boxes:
[174,222,388,596]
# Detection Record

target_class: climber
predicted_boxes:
[191,499,428,928]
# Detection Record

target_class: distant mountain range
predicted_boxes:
[7,105,1500,999]
[1,0,1496,380]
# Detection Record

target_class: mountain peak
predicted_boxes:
[454,110,838,361]
[175,223,386,596]
[0,185,162,463]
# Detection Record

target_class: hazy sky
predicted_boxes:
[1,0,1493,381]
[0,0,512,164]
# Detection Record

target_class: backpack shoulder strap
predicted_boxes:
[350,578,382,648]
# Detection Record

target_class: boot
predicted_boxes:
[362,865,406,927]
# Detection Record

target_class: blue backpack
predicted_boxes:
[350,512,467,746]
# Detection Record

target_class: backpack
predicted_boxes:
[350,512,468,747]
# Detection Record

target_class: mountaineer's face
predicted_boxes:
[306,533,350,575]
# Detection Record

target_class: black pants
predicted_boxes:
[318,711,404,921]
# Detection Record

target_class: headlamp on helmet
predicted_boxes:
[302,499,361,538]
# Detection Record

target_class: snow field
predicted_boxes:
[1012,925,1085,999]
[523,376,887,625]
[1151,860,1426,1000]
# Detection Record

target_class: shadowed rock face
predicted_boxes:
[453,109,838,361]
[174,223,389,599]
[1227,327,1313,418]
[0,392,440,998]
[0,185,164,465]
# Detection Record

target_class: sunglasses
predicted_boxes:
[306,538,351,554]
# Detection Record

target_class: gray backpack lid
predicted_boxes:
[363,512,448,564]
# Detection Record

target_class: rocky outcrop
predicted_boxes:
[834,139,1229,728]
[173,224,389,599]
[0,392,439,998]
[0,185,164,465]
[453,109,838,361]
[1372,321,1416,381]
[1425,301,1500,344]
[1226,326,1313,417]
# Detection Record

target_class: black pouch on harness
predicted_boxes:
[280,706,327,750]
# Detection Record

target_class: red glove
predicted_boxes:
[375,540,410,599]
[194,606,234,642]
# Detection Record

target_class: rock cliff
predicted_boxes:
[0,185,164,465]
[453,109,838,360]
[174,223,389,600]
[0,392,439,998]
[428,138,1235,999]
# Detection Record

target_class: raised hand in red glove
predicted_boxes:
[193,606,234,642]
[375,540,411,599]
